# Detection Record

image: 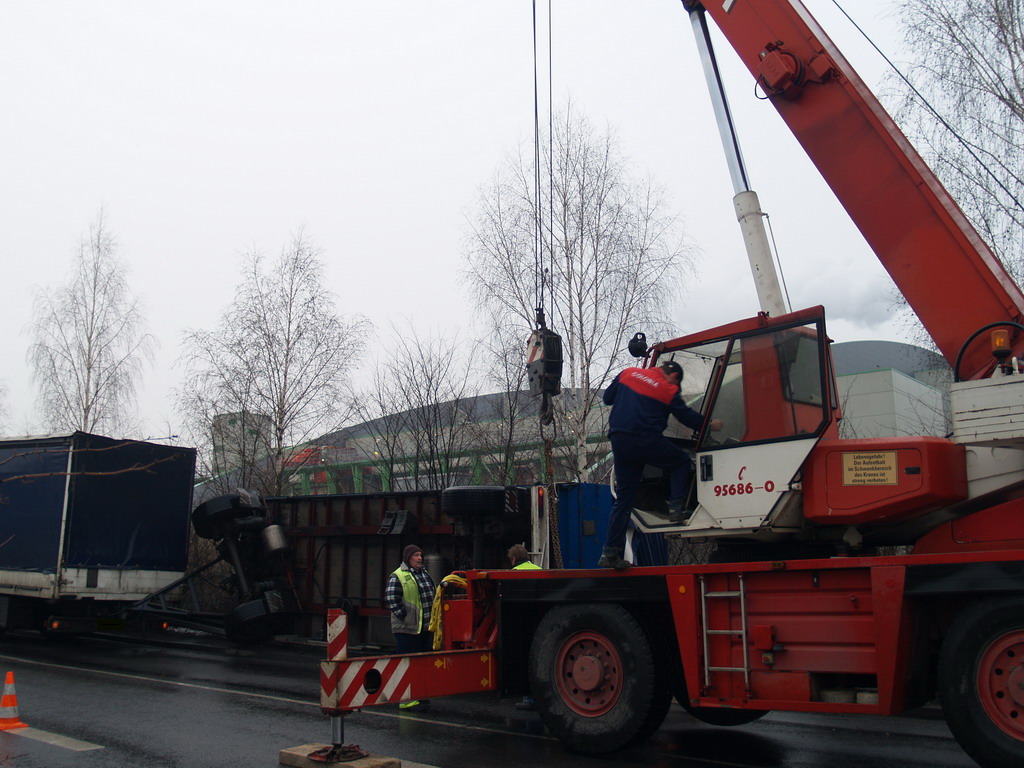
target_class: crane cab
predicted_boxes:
[630,306,969,545]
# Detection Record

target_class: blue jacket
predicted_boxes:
[604,367,706,437]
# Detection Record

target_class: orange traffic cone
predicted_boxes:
[0,671,27,730]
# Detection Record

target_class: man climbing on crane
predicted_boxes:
[599,359,722,569]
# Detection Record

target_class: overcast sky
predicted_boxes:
[0,1,909,438]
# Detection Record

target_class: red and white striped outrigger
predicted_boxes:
[319,579,500,716]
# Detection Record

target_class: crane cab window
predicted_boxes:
[665,320,830,450]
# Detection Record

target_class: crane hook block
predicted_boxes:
[628,332,648,358]
[527,329,563,397]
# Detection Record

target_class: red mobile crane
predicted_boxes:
[319,3,1024,766]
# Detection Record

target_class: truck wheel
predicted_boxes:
[192,495,243,539]
[939,597,1024,768]
[529,603,660,753]
[440,487,507,524]
[440,486,507,518]
[683,703,768,726]
[224,590,297,644]
[624,628,673,747]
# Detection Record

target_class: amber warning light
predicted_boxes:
[991,329,1012,360]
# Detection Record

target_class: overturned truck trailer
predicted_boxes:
[0,432,196,634]
[265,487,530,646]
[264,483,649,647]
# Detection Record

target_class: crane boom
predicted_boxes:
[685,0,1024,380]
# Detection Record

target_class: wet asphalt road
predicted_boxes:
[0,631,976,768]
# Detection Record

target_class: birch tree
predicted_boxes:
[893,0,1024,281]
[464,105,692,479]
[28,211,152,435]
[179,232,369,496]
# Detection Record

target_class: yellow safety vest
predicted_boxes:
[392,566,422,633]
[513,561,542,570]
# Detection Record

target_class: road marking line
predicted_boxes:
[0,653,314,706]
[0,655,771,766]
[6,726,103,751]
[0,653,558,743]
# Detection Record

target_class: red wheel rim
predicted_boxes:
[977,629,1024,740]
[553,630,623,717]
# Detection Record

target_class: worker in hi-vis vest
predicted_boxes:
[507,543,541,570]
[385,543,437,711]
[506,543,541,710]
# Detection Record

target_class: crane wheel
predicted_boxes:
[682,703,768,726]
[528,603,662,753]
[625,621,674,747]
[938,597,1024,768]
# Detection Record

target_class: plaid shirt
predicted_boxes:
[385,564,435,629]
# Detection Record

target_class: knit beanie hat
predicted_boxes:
[403,544,422,564]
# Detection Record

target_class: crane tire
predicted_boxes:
[938,597,1024,768]
[672,671,768,725]
[529,603,660,753]
[682,703,768,726]
[624,623,674,746]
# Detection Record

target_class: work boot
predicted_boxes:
[597,547,631,570]
[514,696,537,711]
[668,499,693,525]
[399,699,428,711]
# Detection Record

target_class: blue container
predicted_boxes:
[555,482,667,568]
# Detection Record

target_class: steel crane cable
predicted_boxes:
[546,0,555,324]
[764,213,794,313]
[531,0,558,429]
[531,0,546,328]
[530,1,563,568]
[529,0,557,332]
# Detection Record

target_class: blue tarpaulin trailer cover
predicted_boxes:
[0,432,196,573]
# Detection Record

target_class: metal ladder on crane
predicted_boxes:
[699,572,751,694]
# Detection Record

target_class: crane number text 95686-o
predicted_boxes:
[713,480,775,496]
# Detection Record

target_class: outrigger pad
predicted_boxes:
[279,742,397,766]
[307,743,369,763]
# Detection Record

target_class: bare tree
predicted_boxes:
[892,0,1024,281]
[178,231,369,496]
[348,364,414,491]
[28,210,153,435]
[353,325,480,491]
[464,104,692,479]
